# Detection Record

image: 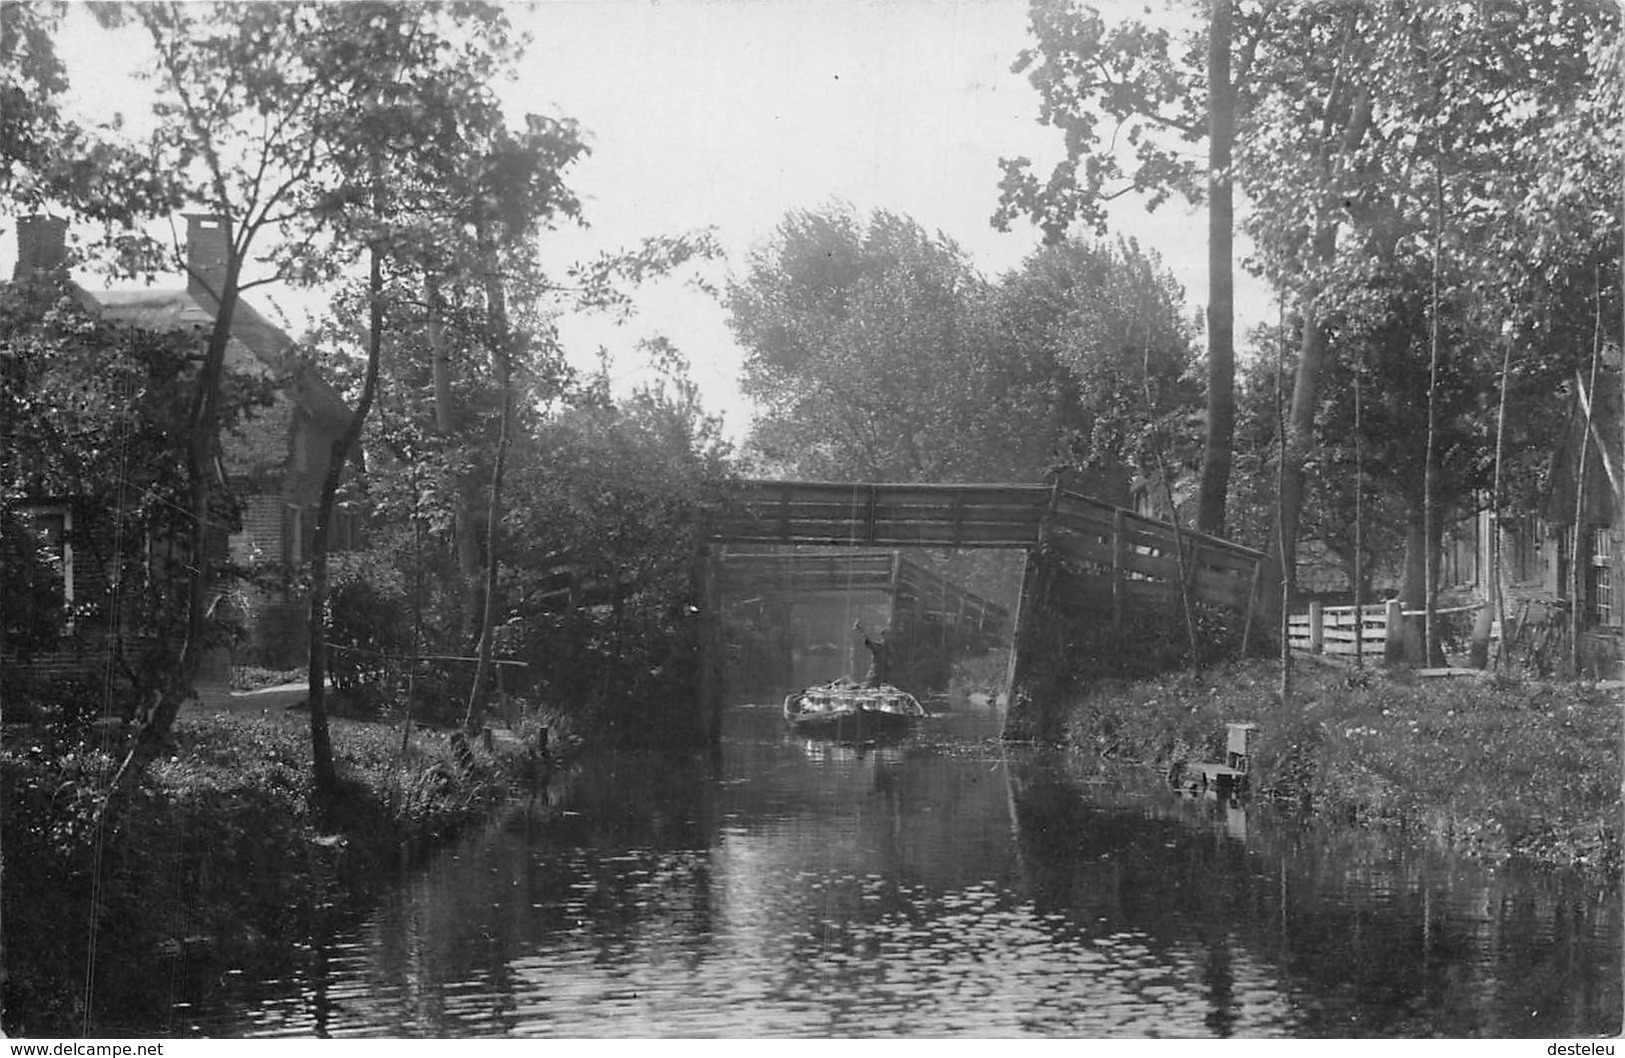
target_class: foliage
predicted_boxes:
[1062,596,1251,690]
[728,204,1198,492]
[322,343,734,745]
[499,367,735,744]
[0,2,179,227]
[227,665,305,692]
[0,706,544,1035]
[995,0,1238,534]
[993,0,1204,240]
[324,552,412,715]
[1000,0,1620,601]
[1,276,270,717]
[0,505,65,671]
[728,205,1007,480]
[995,235,1200,504]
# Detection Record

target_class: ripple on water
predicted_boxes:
[204,734,1621,1039]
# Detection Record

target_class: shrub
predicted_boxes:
[326,556,412,711]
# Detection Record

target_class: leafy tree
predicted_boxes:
[995,235,1200,507]
[0,271,269,717]
[500,351,734,742]
[728,205,1195,490]
[995,0,1236,534]
[1,2,176,227]
[91,1,530,818]
[728,206,1002,481]
[1004,0,1617,650]
[277,1,590,777]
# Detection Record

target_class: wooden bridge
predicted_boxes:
[694,480,1272,740]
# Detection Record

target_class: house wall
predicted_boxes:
[1,498,233,710]
[7,213,357,687]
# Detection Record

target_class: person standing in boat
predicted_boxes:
[853,619,891,688]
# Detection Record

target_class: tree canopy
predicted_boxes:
[728,203,1197,495]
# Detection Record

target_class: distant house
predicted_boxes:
[1542,365,1622,676]
[5,213,354,693]
[1435,365,1622,676]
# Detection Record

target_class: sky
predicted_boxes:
[37,0,1271,442]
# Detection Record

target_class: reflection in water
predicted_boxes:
[201,702,1620,1038]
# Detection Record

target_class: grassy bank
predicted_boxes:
[1,707,550,1037]
[1060,656,1622,875]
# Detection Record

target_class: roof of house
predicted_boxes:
[80,286,350,428]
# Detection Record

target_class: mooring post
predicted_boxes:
[691,542,725,745]
[1384,598,1404,663]
[1111,508,1128,640]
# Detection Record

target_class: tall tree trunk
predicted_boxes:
[1423,149,1444,674]
[307,241,384,798]
[99,251,244,827]
[1274,292,1293,704]
[1265,225,1337,620]
[1144,333,1199,663]
[1263,78,1371,629]
[427,271,484,639]
[1197,0,1235,537]
[1353,360,1364,668]
[1572,286,1603,675]
[1400,505,1427,665]
[464,219,512,732]
[1488,332,1511,670]
[1400,499,1448,666]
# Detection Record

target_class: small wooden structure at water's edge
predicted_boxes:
[1169,722,1258,797]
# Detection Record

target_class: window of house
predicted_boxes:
[1557,531,1571,599]
[1510,516,1540,583]
[1588,527,1614,627]
[1442,522,1478,588]
[21,504,73,628]
[332,506,361,553]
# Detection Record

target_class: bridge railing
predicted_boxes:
[713,478,1269,624]
[712,480,1053,549]
[1044,491,1266,618]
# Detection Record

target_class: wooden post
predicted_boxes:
[1308,600,1324,654]
[1002,547,1065,742]
[1240,555,1263,657]
[691,543,725,745]
[1383,598,1404,663]
[1001,549,1032,716]
[1111,508,1128,641]
[887,550,904,630]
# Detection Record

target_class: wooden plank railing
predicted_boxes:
[713,481,1052,548]
[714,479,1269,626]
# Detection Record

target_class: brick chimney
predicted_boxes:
[12,214,68,280]
[185,213,231,307]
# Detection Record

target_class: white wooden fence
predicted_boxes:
[1287,601,1397,656]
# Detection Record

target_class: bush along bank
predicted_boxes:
[1059,656,1622,877]
[0,708,553,1037]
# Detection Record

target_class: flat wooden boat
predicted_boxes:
[783,679,928,740]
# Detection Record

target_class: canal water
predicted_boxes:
[201,700,1620,1038]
